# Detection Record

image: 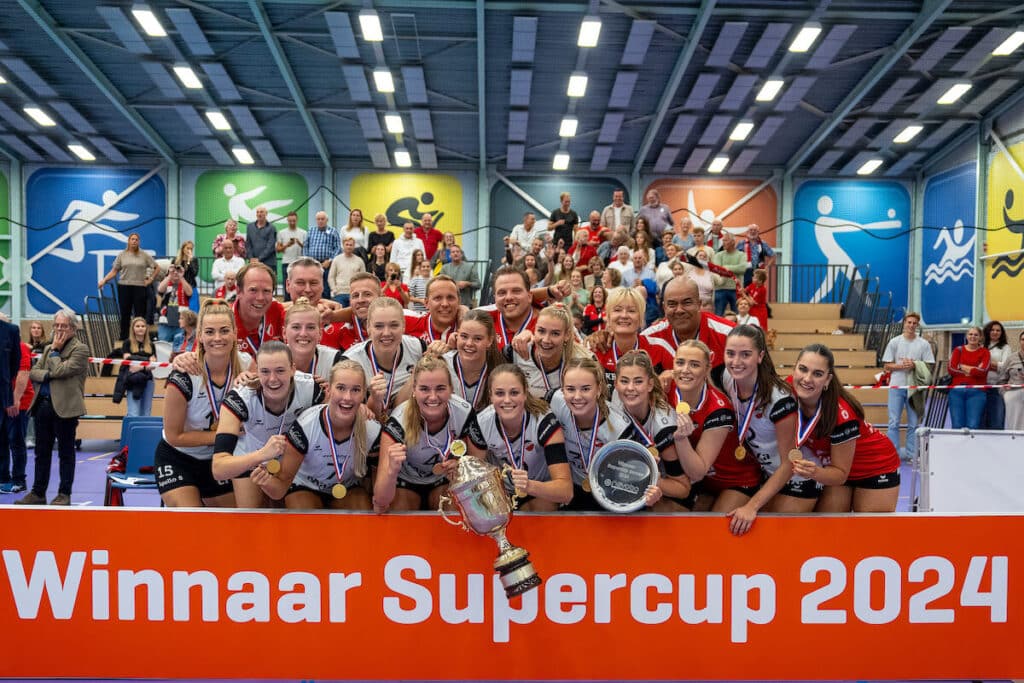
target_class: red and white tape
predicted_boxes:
[844,383,1024,390]
[32,353,173,368]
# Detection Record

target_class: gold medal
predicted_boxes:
[647,445,660,459]
[676,401,691,416]
[449,439,467,458]
[210,419,219,431]
[515,488,527,499]
[265,459,281,475]
[788,448,803,464]
[331,483,347,499]
[734,445,746,460]
[582,479,592,493]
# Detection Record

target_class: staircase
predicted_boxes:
[768,302,887,426]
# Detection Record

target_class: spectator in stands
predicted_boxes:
[634,230,657,266]
[174,241,199,292]
[638,188,673,241]
[583,210,606,247]
[983,320,1011,430]
[245,205,278,274]
[620,250,656,291]
[327,237,366,307]
[157,262,194,342]
[711,233,746,316]
[17,309,88,506]
[948,326,990,430]
[382,262,410,307]
[565,269,589,316]
[1003,330,1024,430]
[509,212,546,251]
[98,232,158,342]
[882,313,934,463]
[214,271,239,302]
[391,222,425,280]
[549,192,580,250]
[211,239,246,289]
[341,208,369,254]
[655,244,679,287]
[369,243,388,282]
[600,188,635,233]
[601,267,622,291]
[414,213,444,261]
[567,228,598,275]
[408,261,431,313]
[0,316,28,495]
[276,211,306,301]
[118,317,156,417]
[430,232,458,269]
[673,217,696,251]
[583,284,607,334]
[441,245,480,307]
[212,219,246,258]
[733,297,760,328]
[303,211,341,300]
[608,246,632,273]
[736,224,776,287]
[745,268,770,329]
[706,219,726,251]
[585,256,604,289]
[28,321,48,354]
[687,226,715,261]
[172,309,198,359]
[368,213,395,257]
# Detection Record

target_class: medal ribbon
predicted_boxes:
[260,388,290,436]
[498,413,528,470]
[246,315,266,354]
[425,424,455,462]
[426,315,450,343]
[611,337,639,364]
[368,343,401,407]
[499,309,533,347]
[324,407,350,484]
[735,380,758,445]
[353,316,366,342]
[675,382,707,413]
[626,410,655,449]
[532,347,563,392]
[569,409,600,474]
[204,362,232,422]
[795,399,823,448]
[454,354,488,407]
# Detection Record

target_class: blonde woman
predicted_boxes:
[118,316,156,417]
[443,309,505,410]
[511,305,592,398]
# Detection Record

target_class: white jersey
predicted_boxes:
[342,335,426,409]
[286,404,382,492]
[548,389,633,486]
[443,350,489,410]
[465,406,564,482]
[220,372,322,456]
[383,395,474,486]
[721,370,804,480]
[510,342,593,398]
[609,396,678,453]
[295,345,344,384]
[164,370,231,460]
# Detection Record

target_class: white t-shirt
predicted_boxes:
[881,334,934,386]
[276,227,307,264]
[211,255,246,288]
[340,227,369,251]
[391,236,426,279]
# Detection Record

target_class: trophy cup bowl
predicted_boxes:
[438,454,542,597]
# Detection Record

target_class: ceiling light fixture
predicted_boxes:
[789,23,822,52]
[0,72,7,85]
[993,30,1024,56]
[708,155,729,173]
[577,16,602,47]
[131,5,167,37]
[729,121,755,141]
[68,142,96,161]
[395,147,412,168]
[23,106,56,127]
[553,152,570,170]
[856,158,883,175]
[373,69,395,93]
[358,10,384,42]
[173,65,203,89]
[893,124,924,144]
[567,72,588,98]
[937,82,971,105]
[205,110,231,131]
[232,147,255,164]
[755,78,784,102]
[559,116,578,137]
[384,113,404,134]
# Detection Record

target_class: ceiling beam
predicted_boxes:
[247,0,332,168]
[477,0,487,175]
[632,0,716,178]
[784,0,953,175]
[15,0,176,164]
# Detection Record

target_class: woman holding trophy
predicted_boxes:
[442,310,505,410]
[509,306,593,398]
[211,341,323,507]
[548,357,638,510]
[719,325,811,536]
[464,364,572,511]
[667,341,760,513]
[251,360,380,510]
[374,356,475,512]
[343,297,427,419]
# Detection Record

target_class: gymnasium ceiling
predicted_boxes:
[0,0,1022,178]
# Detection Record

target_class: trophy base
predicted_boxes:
[494,546,542,598]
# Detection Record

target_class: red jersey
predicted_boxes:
[404,311,455,344]
[744,283,768,329]
[334,319,367,351]
[585,223,604,245]
[668,382,761,490]
[480,305,540,350]
[382,283,409,304]
[949,345,990,386]
[594,335,675,384]
[802,396,899,480]
[568,242,598,273]
[16,342,33,411]
[415,227,444,260]
[320,321,346,350]
[234,300,285,358]
[642,312,735,367]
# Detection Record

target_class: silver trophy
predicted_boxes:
[588,439,660,513]
[438,448,542,597]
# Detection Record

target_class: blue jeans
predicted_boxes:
[157,323,177,342]
[126,380,155,417]
[984,388,1005,430]
[714,289,737,316]
[887,387,919,459]
[0,409,29,485]
[948,388,986,429]
[333,293,351,307]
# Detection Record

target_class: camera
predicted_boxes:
[389,273,399,281]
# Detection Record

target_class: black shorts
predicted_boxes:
[154,439,233,499]
[779,477,823,499]
[845,470,901,490]
[286,483,336,507]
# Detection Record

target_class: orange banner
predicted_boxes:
[1,509,1021,680]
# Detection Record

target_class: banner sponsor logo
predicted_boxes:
[351,173,463,238]
[922,163,977,325]
[986,142,1024,320]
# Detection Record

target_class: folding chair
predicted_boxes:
[105,422,163,506]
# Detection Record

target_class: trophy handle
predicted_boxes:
[438,494,468,530]
[499,465,519,511]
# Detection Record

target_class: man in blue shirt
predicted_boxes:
[303,210,341,299]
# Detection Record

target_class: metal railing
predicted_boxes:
[771,263,860,305]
